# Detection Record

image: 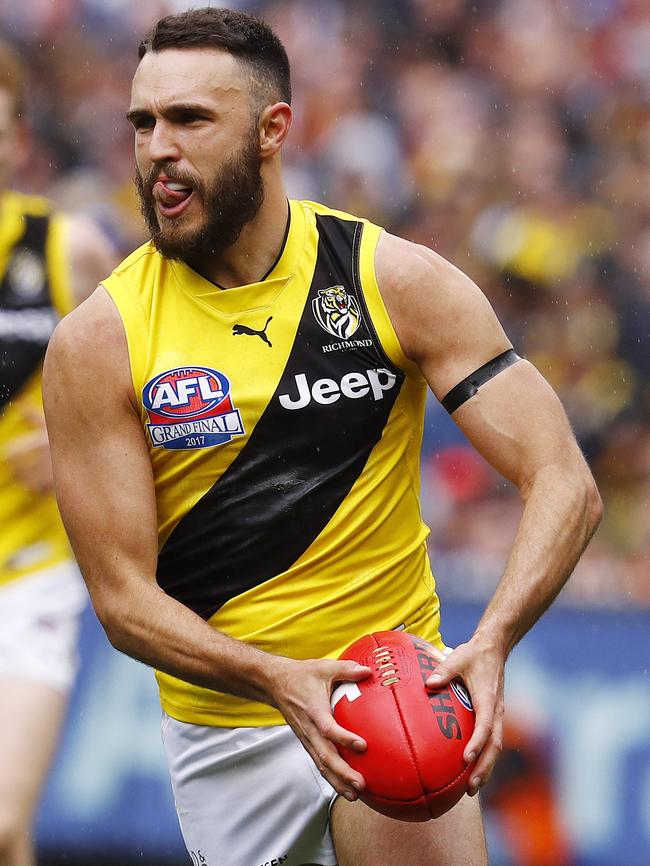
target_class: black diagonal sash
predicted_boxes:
[157,216,404,618]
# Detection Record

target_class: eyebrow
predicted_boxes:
[126,102,214,124]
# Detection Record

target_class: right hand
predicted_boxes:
[264,656,371,801]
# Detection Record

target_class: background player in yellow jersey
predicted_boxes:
[43,9,602,866]
[0,40,115,866]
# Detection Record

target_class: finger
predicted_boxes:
[323,745,366,794]
[333,660,372,682]
[463,688,498,765]
[320,711,367,752]
[464,710,492,764]
[303,708,368,791]
[467,702,503,790]
[424,662,457,689]
[467,734,502,795]
[303,728,366,799]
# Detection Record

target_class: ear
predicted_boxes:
[258,102,292,158]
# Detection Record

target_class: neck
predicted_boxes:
[187,177,290,288]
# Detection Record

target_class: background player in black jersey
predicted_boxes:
[43,9,602,866]
[0,39,115,866]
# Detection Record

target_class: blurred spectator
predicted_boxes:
[483,719,576,866]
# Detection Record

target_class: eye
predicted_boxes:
[176,110,207,125]
[129,113,155,132]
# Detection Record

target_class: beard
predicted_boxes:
[135,127,264,266]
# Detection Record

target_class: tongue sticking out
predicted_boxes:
[155,180,193,207]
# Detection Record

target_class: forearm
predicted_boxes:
[90,569,282,705]
[475,462,602,655]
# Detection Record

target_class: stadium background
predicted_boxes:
[1,0,648,863]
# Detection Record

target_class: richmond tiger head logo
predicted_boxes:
[312,285,362,340]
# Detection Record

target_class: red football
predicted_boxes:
[332,631,476,821]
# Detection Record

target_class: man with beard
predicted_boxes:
[0,38,115,866]
[42,8,601,866]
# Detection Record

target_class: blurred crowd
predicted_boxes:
[1,0,648,608]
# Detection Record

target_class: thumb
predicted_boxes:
[425,660,456,689]
[335,660,371,682]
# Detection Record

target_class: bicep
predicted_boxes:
[449,359,585,489]
[375,233,512,401]
[43,298,158,610]
[49,388,158,586]
[375,233,584,485]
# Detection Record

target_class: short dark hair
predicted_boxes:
[138,7,291,109]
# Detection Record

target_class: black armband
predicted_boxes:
[441,349,521,414]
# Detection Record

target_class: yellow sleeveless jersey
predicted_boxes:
[0,191,75,587]
[104,199,442,726]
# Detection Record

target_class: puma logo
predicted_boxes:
[232,316,273,347]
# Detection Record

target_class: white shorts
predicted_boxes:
[162,715,338,866]
[0,561,87,692]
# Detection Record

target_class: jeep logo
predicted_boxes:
[278,368,397,410]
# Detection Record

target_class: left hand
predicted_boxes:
[425,634,506,796]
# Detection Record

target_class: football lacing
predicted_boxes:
[372,645,400,686]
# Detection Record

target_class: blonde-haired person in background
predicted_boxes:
[0,40,115,866]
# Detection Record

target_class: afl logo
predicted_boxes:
[142,367,245,451]
[450,679,473,712]
[143,367,228,419]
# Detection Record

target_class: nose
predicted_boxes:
[147,119,181,165]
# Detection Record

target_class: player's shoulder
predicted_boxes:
[102,241,162,312]
[375,231,465,295]
[372,232,506,372]
[109,240,159,280]
[297,198,378,226]
[297,199,455,286]
[46,287,128,384]
[44,286,135,415]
